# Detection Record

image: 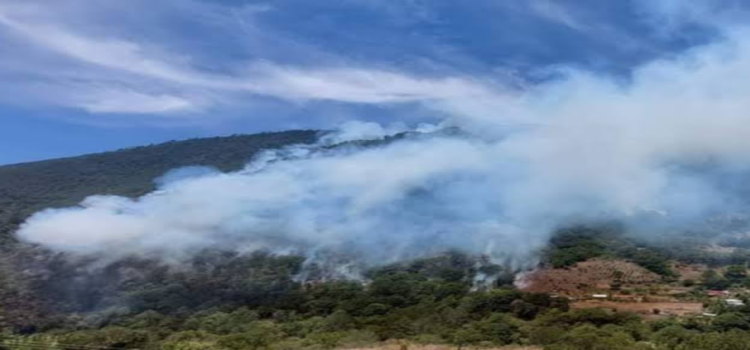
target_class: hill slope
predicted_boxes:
[2,130,750,349]
[0,130,319,238]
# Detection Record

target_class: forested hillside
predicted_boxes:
[4,131,750,350]
[0,130,319,239]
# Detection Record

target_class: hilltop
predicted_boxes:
[0,130,319,239]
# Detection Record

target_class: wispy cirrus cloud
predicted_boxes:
[0,0,739,125]
[526,0,589,32]
[0,0,511,120]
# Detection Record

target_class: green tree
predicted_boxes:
[724,265,748,283]
[702,270,730,290]
[712,312,750,332]
[217,322,283,350]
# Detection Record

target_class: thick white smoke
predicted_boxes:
[17,30,750,270]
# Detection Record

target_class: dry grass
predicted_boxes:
[571,300,703,319]
[672,262,709,282]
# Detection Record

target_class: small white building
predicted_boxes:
[592,294,608,299]
[726,299,745,307]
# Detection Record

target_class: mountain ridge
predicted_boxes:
[0,130,320,238]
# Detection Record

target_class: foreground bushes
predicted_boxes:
[3,252,750,349]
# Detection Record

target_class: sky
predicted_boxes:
[0,0,740,165]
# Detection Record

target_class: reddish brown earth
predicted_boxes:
[518,259,661,296]
[672,262,709,282]
[518,258,707,319]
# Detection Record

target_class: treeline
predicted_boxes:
[3,251,750,350]
[543,224,750,278]
[543,225,677,278]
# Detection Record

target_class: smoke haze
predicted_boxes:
[17,29,750,271]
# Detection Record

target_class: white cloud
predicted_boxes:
[77,90,198,114]
[527,0,588,32]
[633,0,750,37]
[0,0,511,119]
[0,16,195,84]
[243,62,501,104]
[0,0,742,126]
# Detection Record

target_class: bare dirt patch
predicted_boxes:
[672,262,709,282]
[518,259,661,296]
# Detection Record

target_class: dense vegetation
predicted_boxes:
[3,250,750,350]
[543,225,676,278]
[544,223,750,275]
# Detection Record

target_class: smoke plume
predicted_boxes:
[17,30,750,271]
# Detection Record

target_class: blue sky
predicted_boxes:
[0,0,740,164]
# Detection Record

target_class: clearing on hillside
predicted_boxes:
[518,258,660,296]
